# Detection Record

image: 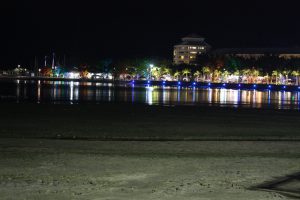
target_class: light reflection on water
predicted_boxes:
[1,80,300,109]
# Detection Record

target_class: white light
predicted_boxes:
[68,72,80,79]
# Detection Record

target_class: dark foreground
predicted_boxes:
[0,103,300,140]
[1,103,300,199]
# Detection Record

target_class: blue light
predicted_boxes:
[178,81,181,85]
[193,82,196,85]
[268,85,272,88]
[298,86,300,89]
[253,84,256,88]
[132,80,135,83]
[283,86,286,89]
[163,81,166,84]
[147,80,150,84]
[208,83,211,86]
[222,83,226,87]
[238,84,241,87]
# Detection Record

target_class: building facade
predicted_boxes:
[174,35,300,64]
[173,34,211,65]
[213,48,300,59]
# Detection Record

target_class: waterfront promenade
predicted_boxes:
[1,76,300,92]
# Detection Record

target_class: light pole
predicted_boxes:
[149,64,154,80]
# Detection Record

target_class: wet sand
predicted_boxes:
[0,103,300,140]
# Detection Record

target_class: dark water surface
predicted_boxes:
[1,80,300,110]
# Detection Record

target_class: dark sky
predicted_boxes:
[1,0,300,68]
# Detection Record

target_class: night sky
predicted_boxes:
[1,0,300,68]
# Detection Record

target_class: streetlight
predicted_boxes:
[149,64,154,80]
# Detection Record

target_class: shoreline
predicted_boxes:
[1,76,300,91]
[0,102,299,140]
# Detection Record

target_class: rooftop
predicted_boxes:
[213,48,300,55]
[175,33,209,47]
[175,40,210,46]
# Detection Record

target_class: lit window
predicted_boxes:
[190,51,197,54]
[190,46,197,49]
[180,56,185,59]
[199,46,205,50]
[190,56,195,59]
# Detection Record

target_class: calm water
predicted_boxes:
[1,80,300,109]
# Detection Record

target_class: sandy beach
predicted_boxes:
[0,103,300,199]
[1,139,300,199]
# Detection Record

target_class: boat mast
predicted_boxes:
[44,56,47,67]
[51,53,55,69]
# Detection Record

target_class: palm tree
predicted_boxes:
[182,68,191,81]
[251,69,260,83]
[291,70,300,85]
[233,70,240,83]
[272,70,280,85]
[151,67,161,80]
[242,69,251,83]
[265,73,270,84]
[221,70,230,83]
[212,69,221,83]
[233,70,240,76]
[282,70,290,85]
[162,67,171,75]
[173,71,181,81]
[194,70,201,81]
[202,66,211,81]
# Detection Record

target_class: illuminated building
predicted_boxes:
[213,48,300,59]
[173,34,211,65]
[174,35,300,64]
